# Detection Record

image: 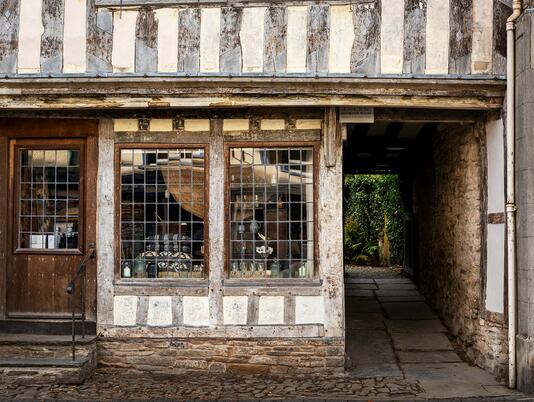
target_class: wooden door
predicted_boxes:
[6,138,97,320]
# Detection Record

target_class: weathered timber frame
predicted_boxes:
[0,78,506,110]
[223,141,320,282]
[113,143,211,283]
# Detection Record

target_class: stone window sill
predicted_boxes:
[222,278,323,287]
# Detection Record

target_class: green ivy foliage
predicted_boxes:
[344,174,404,266]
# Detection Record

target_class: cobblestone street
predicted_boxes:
[0,273,527,400]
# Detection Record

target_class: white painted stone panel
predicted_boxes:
[425,0,450,75]
[184,119,210,131]
[17,0,44,73]
[296,119,322,130]
[155,8,179,73]
[486,223,505,313]
[199,8,221,73]
[286,6,308,73]
[486,119,505,214]
[328,5,355,74]
[63,0,87,73]
[260,119,286,130]
[223,119,250,131]
[223,296,248,325]
[183,296,209,326]
[258,296,284,325]
[380,0,405,74]
[295,296,324,324]
[147,296,173,326]
[471,0,493,74]
[112,10,138,73]
[113,296,138,326]
[149,119,173,131]
[114,119,138,132]
[241,7,265,72]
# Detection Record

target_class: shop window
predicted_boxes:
[119,147,206,279]
[228,145,316,279]
[16,149,81,251]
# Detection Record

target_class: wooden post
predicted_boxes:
[323,106,341,168]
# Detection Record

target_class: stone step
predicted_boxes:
[0,333,97,359]
[0,319,96,335]
[0,356,95,384]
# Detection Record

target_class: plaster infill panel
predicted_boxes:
[258,296,285,325]
[295,296,325,324]
[147,296,173,326]
[183,296,210,326]
[113,295,138,326]
[223,296,248,325]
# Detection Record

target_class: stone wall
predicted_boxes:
[97,337,344,375]
[413,123,508,380]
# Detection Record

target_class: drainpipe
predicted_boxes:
[506,0,522,390]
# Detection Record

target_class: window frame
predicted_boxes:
[224,141,320,281]
[114,143,210,281]
[11,139,86,256]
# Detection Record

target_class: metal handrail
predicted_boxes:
[66,244,95,361]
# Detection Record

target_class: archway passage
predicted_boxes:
[342,116,511,397]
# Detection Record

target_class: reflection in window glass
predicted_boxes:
[18,149,80,250]
[229,147,314,279]
[120,148,206,279]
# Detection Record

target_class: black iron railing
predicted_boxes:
[66,244,95,361]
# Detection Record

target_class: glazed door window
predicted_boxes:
[228,146,315,279]
[17,149,81,251]
[119,148,206,279]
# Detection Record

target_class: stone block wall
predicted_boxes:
[97,337,344,375]
[413,123,508,380]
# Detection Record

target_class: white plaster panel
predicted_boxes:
[155,8,179,73]
[183,296,210,326]
[199,8,221,73]
[147,296,173,326]
[486,119,505,214]
[295,296,325,324]
[63,0,87,73]
[260,119,286,130]
[149,119,173,131]
[112,10,138,73]
[114,119,138,132]
[471,0,493,74]
[184,119,210,131]
[258,296,284,325]
[113,296,138,326]
[380,0,405,74]
[328,5,355,74]
[223,296,248,325]
[17,0,44,73]
[223,119,250,131]
[485,223,505,313]
[425,0,450,75]
[240,7,265,72]
[286,6,308,73]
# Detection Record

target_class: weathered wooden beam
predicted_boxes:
[449,0,473,75]
[87,3,113,73]
[351,0,381,74]
[40,0,64,74]
[323,106,341,167]
[177,8,201,73]
[0,0,20,74]
[220,7,242,73]
[263,6,287,73]
[307,4,329,73]
[492,0,511,75]
[403,0,426,74]
[135,7,158,72]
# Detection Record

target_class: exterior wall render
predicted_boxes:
[413,123,508,380]
[95,113,345,373]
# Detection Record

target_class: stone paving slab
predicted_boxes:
[375,283,418,290]
[345,313,386,330]
[346,298,382,314]
[382,302,437,320]
[397,351,462,363]
[344,283,379,290]
[345,289,374,297]
[374,278,413,283]
[345,329,399,371]
[385,319,447,333]
[375,289,423,298]
[391,332,454,351]
[377,295,426,302]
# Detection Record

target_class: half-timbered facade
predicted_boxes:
[2,0,534,391]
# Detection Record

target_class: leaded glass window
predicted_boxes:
[17,149,81,250]
[119,148,206,279]
[228,146,315,279]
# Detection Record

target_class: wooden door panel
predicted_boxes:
[5,136,96,319]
